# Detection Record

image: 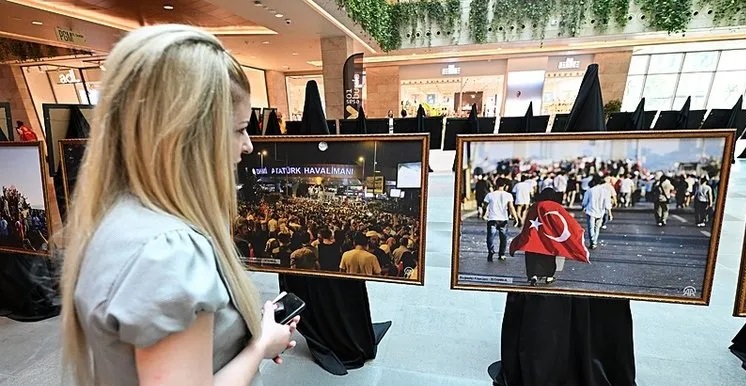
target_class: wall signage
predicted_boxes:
[441,64,462,75]
[558,57,581,70]
[55,27,87,45]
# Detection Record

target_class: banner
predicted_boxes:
[343,53,364,119]
[254,164,361,179]
[365,176,385,194]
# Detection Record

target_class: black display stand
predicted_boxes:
[729,323,746,370]
[0,252,60,322]
[278,274,391,374]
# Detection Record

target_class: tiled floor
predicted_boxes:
[1,161,745,386]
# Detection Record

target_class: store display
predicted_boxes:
[237,135,429,285]
[451,130,735,304]
[0,142,51,256]
[734,227,746,317]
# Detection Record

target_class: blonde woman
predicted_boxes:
[60,24,298,386]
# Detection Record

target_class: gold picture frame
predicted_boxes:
[0,141,53,256]
[241,134,429,286]
[451,129,735,305]
[734,226,746,317]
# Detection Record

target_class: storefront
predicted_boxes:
[399,61,507,118]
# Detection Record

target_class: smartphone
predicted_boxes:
[271,292,306,325]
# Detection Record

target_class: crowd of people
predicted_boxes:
[0,185,48,252]
[233,193,422,280]
[470,156,719,284]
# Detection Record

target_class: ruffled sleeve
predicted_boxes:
[104,229,230,348]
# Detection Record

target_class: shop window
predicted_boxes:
[716,50,746,71]
[707,70,746,109]
[681,51,719,73]
[621,75,645,111]
[628,55,650,75]
[675,72,712,109]
[647,53,684,74]
[642,74,678,109]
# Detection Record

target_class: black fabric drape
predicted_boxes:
[523,102,534,133]
[494,65,636,386]
[0,129,7,141]
[675,96,691,130]
[564,64,606,133]
[278,275,391,374]
[729,323,746,370]
[264,110,282,136]
[279,81,389,375]
[0,251,60,321]
[453,104,479,172]
[248,111,261,136]
[300,80,330,135]
[630,98,646,131]
[416,105,426,133]
[356,105,368,134]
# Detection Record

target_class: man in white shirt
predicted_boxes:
[582,175,612,249]
[484,179,518,261]
[512,175,533,227]
[619,174,635,208]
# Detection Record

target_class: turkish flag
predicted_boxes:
[509,200,590,263]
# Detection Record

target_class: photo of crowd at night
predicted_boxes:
[235,135,429,284]
[452,131,734,304]
[0,143,50,255]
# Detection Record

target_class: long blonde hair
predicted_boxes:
[60,24,262,385]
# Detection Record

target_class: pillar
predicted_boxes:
[265,70,289,119]
[320,36,354,120]
[0,64,42,139]
[595,51,633,104]
[364,66,400,118]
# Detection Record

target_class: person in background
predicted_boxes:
[582,175,612,250]
[693,176,713,227]
[15,121,38,142]
[60,24,298,386]
[652,172,675,227]
[483,179,518,262]
[475,174,491,219]
[339,231,381,275]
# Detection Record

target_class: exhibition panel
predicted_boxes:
[451,130,735,305]
[236,134,429,285]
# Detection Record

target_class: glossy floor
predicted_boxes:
[1,162,745,386]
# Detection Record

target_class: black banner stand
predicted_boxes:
[729,324,746,370]
[277,81,391,375]
[488,64,637,386]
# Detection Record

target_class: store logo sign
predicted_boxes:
[441,64,461,75]
[558,57,581,70]
[58,69,81,84]
[55,27,87,45]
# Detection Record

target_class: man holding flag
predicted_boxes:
[509,188,590,286]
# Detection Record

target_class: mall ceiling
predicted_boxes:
[3,0,746,72]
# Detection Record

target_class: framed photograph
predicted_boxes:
[734,227,746,317]
[451,130,735,305]
[41,104,93,177]
[236,134,429,285]
[59,139,88,213]
[0,141,52,256]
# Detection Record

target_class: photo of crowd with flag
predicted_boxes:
[233,136,428,284]
[452,131,733,303]
[0,142,51,256]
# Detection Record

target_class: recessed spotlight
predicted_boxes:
[253,1,263,6]
[31,21,43,25]
[262,41,270,44]
[163,5,174,10]
[292,52,299,56]
[275,13,284,18]
[268,9,276,14]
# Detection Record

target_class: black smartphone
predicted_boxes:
[272,292,306,325]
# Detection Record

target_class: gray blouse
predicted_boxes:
[74,195,262,386]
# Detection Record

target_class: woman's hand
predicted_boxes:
[254,301,300,364]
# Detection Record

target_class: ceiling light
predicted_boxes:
[163,5,174,10]
[275,13,284,18]
[31,21,43,25]
[292,52,299,56]
[262,41,270,44]
[268,9,276,14]
[254,1,263,6]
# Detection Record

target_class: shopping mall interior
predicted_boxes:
[1,0,746,385]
